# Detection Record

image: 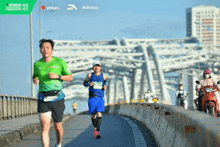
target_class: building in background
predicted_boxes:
[186,5,220,48]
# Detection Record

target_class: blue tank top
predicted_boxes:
[89,73,105,98]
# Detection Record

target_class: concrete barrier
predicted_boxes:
[106,103,220,147]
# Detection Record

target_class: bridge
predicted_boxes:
[55,37,220,108]
[1,37,220,147]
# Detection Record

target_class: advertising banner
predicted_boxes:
[0,0,37,15]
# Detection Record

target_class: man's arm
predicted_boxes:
[58,59,73,82]
[60,74,73,82]
[49,72,73,82]
[83,73,92,87]
[33,63,40,85]
[103,74,108,90]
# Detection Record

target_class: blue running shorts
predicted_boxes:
[88,97,105,114]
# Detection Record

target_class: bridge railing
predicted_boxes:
[0,94,37,120]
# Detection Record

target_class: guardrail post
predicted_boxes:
[11,96,14,118]
[21,98,24,116]
[8,96,12,119]
[0,95,3,120]
[15,96,17,118]
[5,96,8,119]
[19,97,22,117]
[30,98,32,115]
[8,95,12,119]
[27,98,29,115]
[27,98,30,115]
[24,98,26,116]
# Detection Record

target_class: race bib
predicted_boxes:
[94,82,103,89]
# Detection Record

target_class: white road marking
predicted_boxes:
[118,116,147,147]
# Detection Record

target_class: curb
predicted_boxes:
[0,113,73,147]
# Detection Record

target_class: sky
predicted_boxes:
[0,0,220,112]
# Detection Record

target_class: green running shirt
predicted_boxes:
[33,57,72,93]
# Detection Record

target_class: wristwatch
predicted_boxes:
[58,75,62,80]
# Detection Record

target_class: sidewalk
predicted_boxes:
[0,113,73,147]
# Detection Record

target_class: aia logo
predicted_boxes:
[41,5,46,10]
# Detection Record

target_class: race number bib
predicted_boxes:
[93,82,103,89]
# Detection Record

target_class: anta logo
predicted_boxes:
[49,66,59,68]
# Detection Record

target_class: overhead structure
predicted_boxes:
[53,37,220,108]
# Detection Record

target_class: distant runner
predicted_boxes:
[72,101,78,114]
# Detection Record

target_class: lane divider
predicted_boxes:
[118,116,147,147]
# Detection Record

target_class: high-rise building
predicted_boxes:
[186,5,220,47]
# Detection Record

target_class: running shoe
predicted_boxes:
[94,128,99,138]
[96,133,102,139]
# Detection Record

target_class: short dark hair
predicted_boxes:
[39,39,54,49]
[179,84,183,87]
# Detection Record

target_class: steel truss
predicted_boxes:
[54,37,220,106]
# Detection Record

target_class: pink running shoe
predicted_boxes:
[96,133,102,139]
[94,128,101,139]
[94,128,98,138]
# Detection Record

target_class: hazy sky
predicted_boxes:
[0,0,219,107]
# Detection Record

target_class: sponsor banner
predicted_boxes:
[0,0,37,15]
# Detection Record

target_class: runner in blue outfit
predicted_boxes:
[83,61,108,139]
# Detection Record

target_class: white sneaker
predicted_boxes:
[55,144,62,147]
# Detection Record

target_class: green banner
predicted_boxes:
[0,0,37,15]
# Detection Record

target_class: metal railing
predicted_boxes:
[0,94,37,120]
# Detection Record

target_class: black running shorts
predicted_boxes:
[38,99,65,123]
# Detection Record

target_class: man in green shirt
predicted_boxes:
[33,39,73,147]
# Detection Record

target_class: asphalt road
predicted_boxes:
[12,114,157,147]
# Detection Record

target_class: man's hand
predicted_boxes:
[103,85,107,90]
[33,77,40,85]
[49,72,59,79]
[90,82,94,86]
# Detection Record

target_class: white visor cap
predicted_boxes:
[93,61,101,67]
